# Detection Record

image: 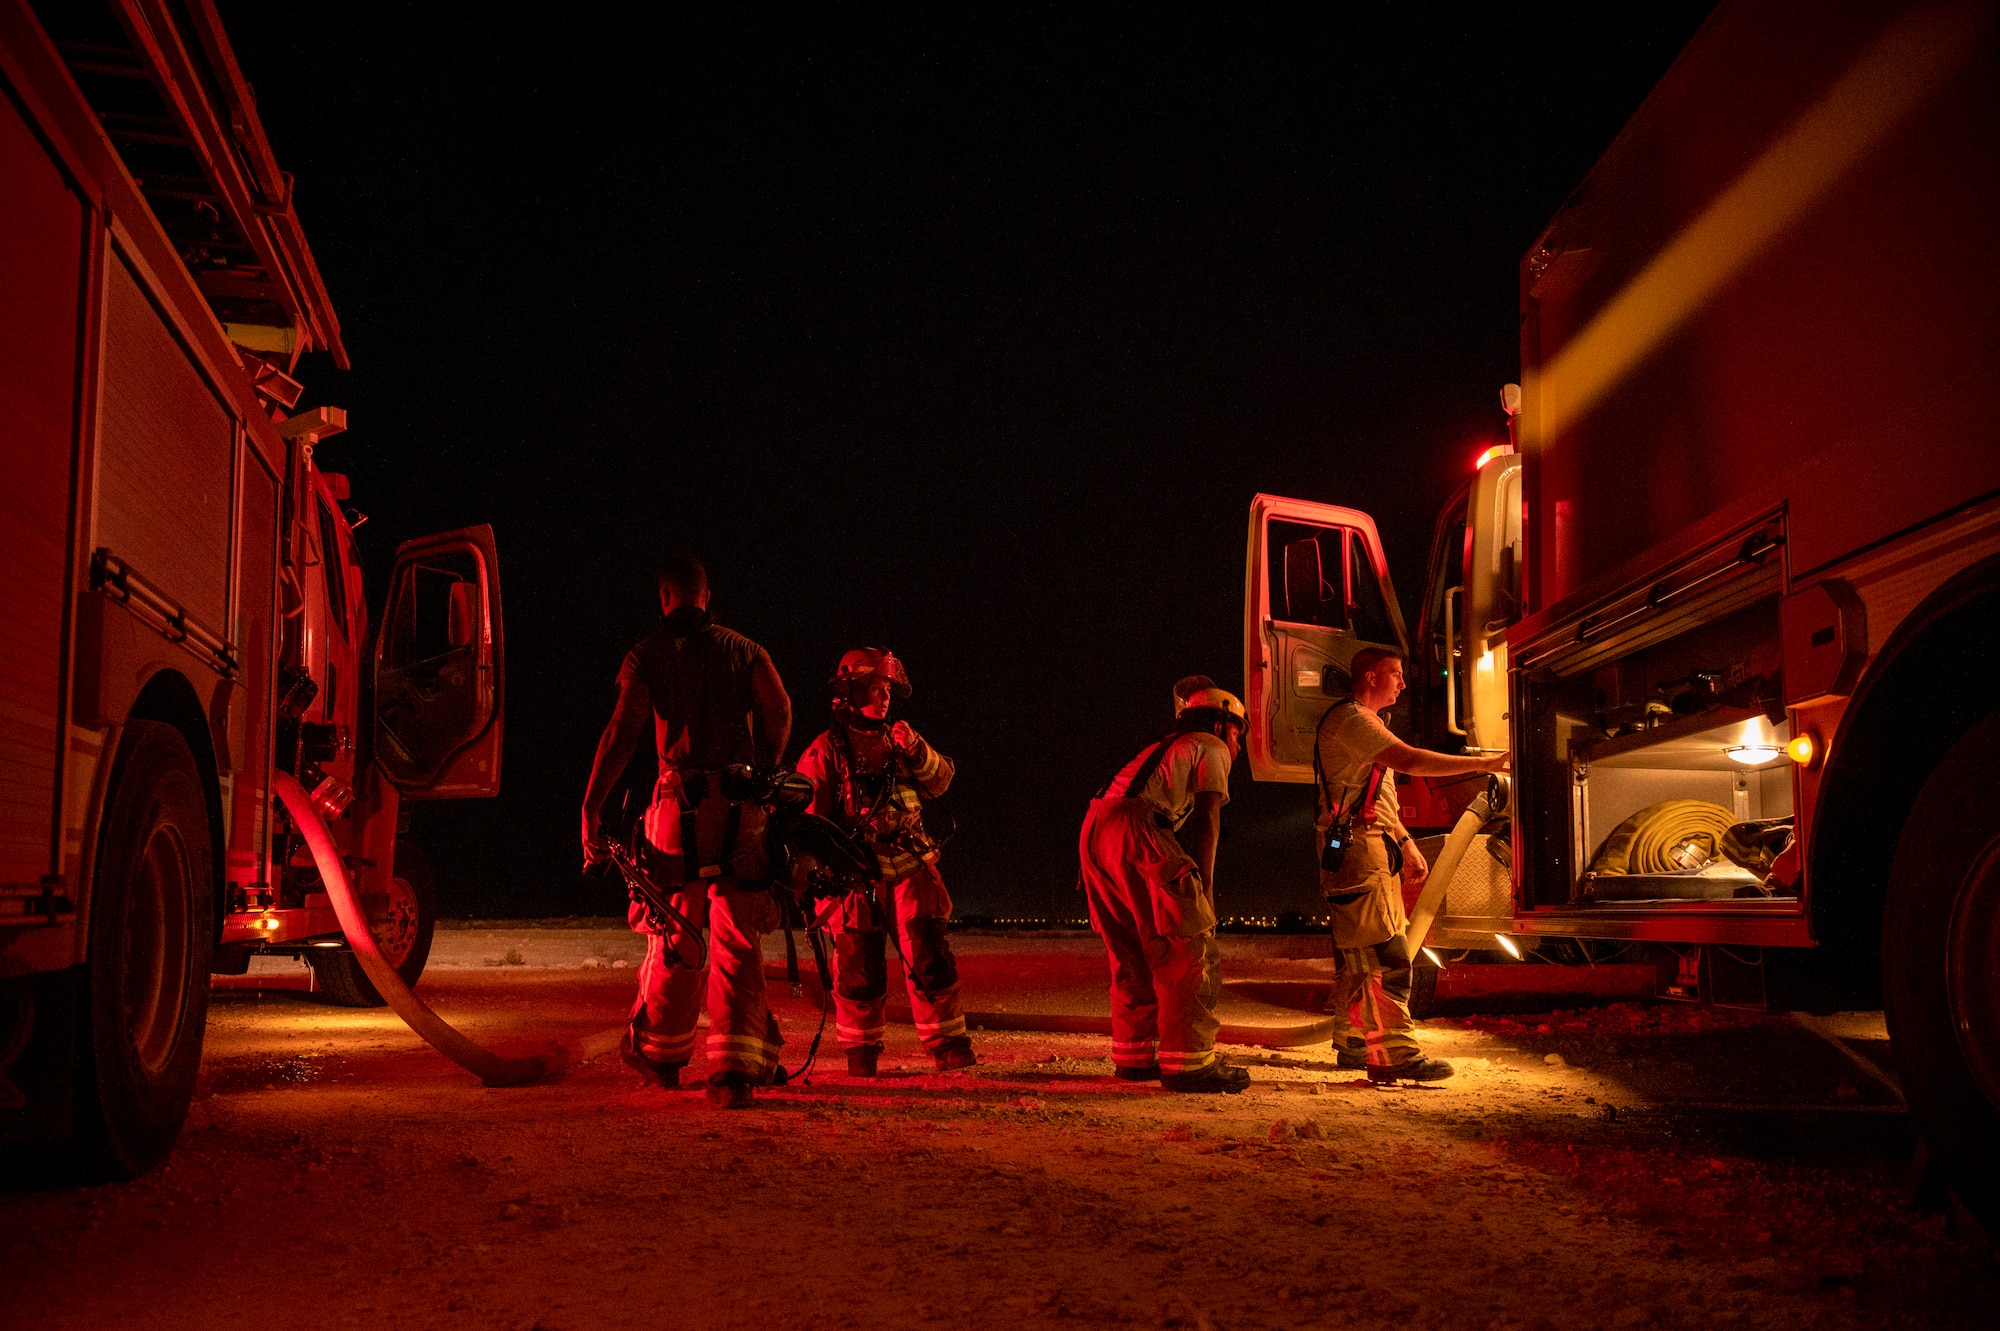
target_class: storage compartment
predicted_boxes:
[1514,595,1798,909]
[1572,708,1794,903]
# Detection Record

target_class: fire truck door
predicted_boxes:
[373,524,505,798]
[1243,494,1409,783]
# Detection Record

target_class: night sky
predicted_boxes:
[224,5,1714,921]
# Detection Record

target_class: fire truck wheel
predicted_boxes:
[309,838,437,1007]
[1883,710,2000,1229]
[80,721,215,1178]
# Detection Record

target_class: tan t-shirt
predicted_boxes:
[1315,701,1400,829]
[1107,731,1232,827]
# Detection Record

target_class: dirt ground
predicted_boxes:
[5,933,1996,1331]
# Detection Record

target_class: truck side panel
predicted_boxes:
[1520,0,2000,619]
[96,256,235,633]
[0,80,83,907]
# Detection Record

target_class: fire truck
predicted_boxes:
[1244,0,1998,1220]
[0,0,506,1176]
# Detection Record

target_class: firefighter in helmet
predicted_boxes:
[581,555,794,1109]
[1079,684,1248,1093]
[795,648,976,1076]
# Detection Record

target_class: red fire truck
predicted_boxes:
[1,0,506,1176]
[1244,0,1998,1219]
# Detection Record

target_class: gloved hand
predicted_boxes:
[889,721,925,757]
[581,810,612,873]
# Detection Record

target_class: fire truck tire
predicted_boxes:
[78,721,215,1178]
[1883,711,2000,1229]
[309,839,436,1007]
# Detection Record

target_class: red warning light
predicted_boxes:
[1475,445,1504,470]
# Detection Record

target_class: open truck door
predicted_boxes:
[374,525,505,799]
[1242,494,1409,783]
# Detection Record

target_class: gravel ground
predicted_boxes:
[5,937,1995,1330]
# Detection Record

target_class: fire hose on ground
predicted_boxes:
[274,772,624,1087]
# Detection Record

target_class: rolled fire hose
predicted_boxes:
[1587,799,1735,876]
[1404,776,1504,958]
[273,772,623,1087]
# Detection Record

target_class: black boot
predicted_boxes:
[705,1071,756,1108]
[1367,1055,1454,1084]
[931,1036,977,1072]
[1161,1061,1251,1094]
[846,1044,882,1078]
[1335,1038,1367,1070]
[620,1031,682,1089]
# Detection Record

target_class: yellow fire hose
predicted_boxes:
[1404,777,1505,957]
[1587,799,1735,875]
[274,772,623,1087]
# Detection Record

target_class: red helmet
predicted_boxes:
[829,647,911,700]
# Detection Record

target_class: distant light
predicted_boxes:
[1494,934,1523,959]
[1422,947,1446,968]
[1725,744,1784,766]
[1786,734,1816,765]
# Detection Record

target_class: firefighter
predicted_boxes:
[1317,645,1506,1082]
[581,555,794,1109]
[795,649,976,1077]
[1079,685,1248,1093]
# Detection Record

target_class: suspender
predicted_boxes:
[1104,732,1181,801]
[1313,701,1386,827]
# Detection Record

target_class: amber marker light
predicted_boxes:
[252,914,281,933]
[1787,733,1818,766]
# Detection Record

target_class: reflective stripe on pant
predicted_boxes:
[629,879,784,1081]
[1326,935,1419,1067]
[827,868,967,1052]
[1079,798,1221,1075]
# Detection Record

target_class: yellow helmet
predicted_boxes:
[1179,686,1247,727]
[1172,674,1216,715]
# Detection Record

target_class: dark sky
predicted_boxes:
[225,4,1714,921]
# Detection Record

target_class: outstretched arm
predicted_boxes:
[749,654,793,766]
[581,677,651,861]
[1377,741,1507,778]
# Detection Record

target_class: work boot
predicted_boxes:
[620,1031,681,1089]
[1114,1063,1162,1082]
[1335,1038,1367,1071]
[931,1037,977,1073]
[846,1044,882,1078]
[1368,1055,1454,1085]
[1160,1061,1251,1094]
[705,1071,757,1108]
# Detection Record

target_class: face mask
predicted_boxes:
[663,606,711,636]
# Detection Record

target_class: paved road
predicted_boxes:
[5,932,1994,1330]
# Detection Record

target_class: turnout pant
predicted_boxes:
[1327,936,1420,1067]
[628,881,784,1083]
[1322,827,1419,1068]
[820,864,968,1053]
[1078,797,1221,1076]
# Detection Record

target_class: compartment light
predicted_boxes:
[1494,934,1523,959]
[1786,734,1816,765]
[1724,744,1783,765]
[310,939,342,948]
[1422,947,1447,968]
[252,914,281,933]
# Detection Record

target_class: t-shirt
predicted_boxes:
[1315,701,1400,828]
[1107,731,1232,826]
[617,620,771,768]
